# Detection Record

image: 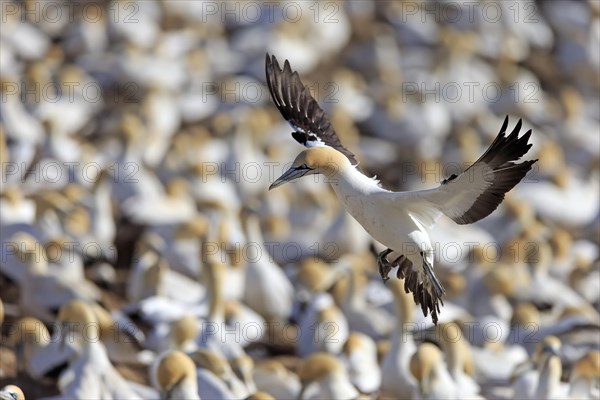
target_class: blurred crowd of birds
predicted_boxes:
[0,0,599,399]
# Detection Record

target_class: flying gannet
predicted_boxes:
[265,54,537,324]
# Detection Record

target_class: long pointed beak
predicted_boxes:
[269,166,312,190]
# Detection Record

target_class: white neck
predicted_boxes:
[343,266,364,309]
[430,364,457,396]
[322,373,358,399]
[206,263,224,324]
[388,324,416,360]
[168,378,200,400]
[328,165,385,197]
[535,356,561,399]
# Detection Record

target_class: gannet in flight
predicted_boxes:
[265,54,537,324]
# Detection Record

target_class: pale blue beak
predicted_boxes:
[269,166,313,190]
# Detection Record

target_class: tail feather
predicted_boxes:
[394,254,444,325]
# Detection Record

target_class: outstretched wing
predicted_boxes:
[265,53,358,165]
[408,116,537,225]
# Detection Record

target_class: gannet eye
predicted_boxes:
[298,163,314,170]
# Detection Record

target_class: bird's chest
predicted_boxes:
[342,195,383,230]
[332,184,426,250]
[334,190,396,239]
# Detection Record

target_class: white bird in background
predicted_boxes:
[8,232,99,322]
[241,208,294,323]
[410,342,459,399]
[121,177,197,226]
[569,350,600,399]
[380,278,419,399]
[512,336,568,400]
[341,331,381,394]
[188,348,238,399]
[141,87,181,168]
[151,350,200,400]
[337,255,394,341]
[212,209,248,302]
[252,360,301,399]
[127,233,167,303]
[0,385,25,400]
[296,292,349,358]
[265,54,537,324]
[0,186,35,225]
[297,352,359,400]
[7,317,73,380]
[90,302,155,366]
[160,215,209,278]
[89,172,117,259]
[56,300,143,399]
[223,299,266,348]
[144,313,199,355]
[471,301,530,382]
[230,354,258,397]
[435,322,481,398]
[196,256,246,363]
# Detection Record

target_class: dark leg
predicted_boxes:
[421,252,445,298]
[377,248,394,283]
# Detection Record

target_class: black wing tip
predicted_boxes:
[514,118,523,132]
[453,159,538,225]
[447,118,535,187]
[265,52,275,71]
[499,115,509,135]
[265,54,288,84]
[265,53,294,78]
[266,53,280,67]
[478,117,535,168]
[451,117,538,225]
[498,115,524,136]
